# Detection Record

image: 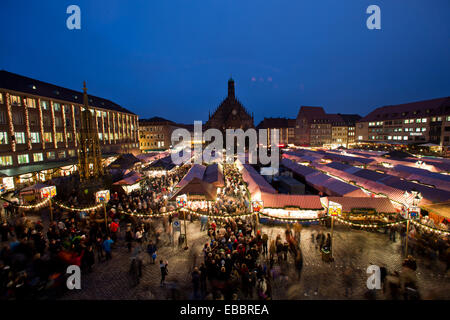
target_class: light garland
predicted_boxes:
[333,215,407,228]
[259,211,328,223]
[410,219,450,236]
[54,201,103,212]
[2,197,50,210]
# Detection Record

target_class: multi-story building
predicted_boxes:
[331,114,362,148]
[355,97,450,154]
[295,106,361,147]
[138,117,180,152]
[0,70,139,189]
[256,117,296,146]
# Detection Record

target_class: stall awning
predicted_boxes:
[326,197,397,214]
[261,192,323,210]
[0,160,77,177]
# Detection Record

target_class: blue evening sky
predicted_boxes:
[0,0,449,124]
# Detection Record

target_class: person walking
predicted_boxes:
[160,260,168,286]
[192,267,200,299]
[125,226,133,253]
[295,248,303,280]
[199,262,207,297]
[262,233,268,256]
[103,236,114,260]
[95,236,104,262]
[147,240,157,264]
[83,245,95,273]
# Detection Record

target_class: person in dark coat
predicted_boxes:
[83,245,95,272]
[192,267,200,299]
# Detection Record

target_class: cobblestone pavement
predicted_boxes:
[60,220,450,300]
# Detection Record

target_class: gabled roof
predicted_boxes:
[169,177,217,201]
[256,118,296,129]
[108,153,141,170]
[296,106,326,120]
[0,70,135,115]
[326,197,396,214]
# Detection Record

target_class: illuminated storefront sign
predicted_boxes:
[40,186,57,199]
[96,190,110,203]
[328,201,342,216]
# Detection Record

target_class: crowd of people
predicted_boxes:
[0,159,449,301]
[0,204,116,299]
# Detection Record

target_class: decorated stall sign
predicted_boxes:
[251,200,264,213]
[176,194,187,208]
[95,190,110,203]
[407,206,421,219]
[40,186,57,199]
[328,201,342,216]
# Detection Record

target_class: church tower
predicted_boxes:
[77,81,104,181]
[205,77,254,132]
[228,77,235,99]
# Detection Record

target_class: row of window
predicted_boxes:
[140,141,165,147]
[4,94,136,125]
[0,150,77,167]
[0,131,74,144]
[404,118,427,124]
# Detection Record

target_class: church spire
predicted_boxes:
[228,77,235,98]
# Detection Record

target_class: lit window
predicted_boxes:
[68,149,76,157]
[403,136,408,140]
[30,132,40,143]
[55,117,63,127]
[53,103,61,112]
[0,156,12,166]
[47,151,56,160]
[0,93,3,104]
[15,132,26,144]
[10,95,21,106]
[18,154,29,165]
[0,132,7,144]
[41,100,49,110]
[98,133,103,140]
[33,153,43,162]
[421,127,426,132]
[58,151,66,159]
[44,132,53,143]
[56,132,64,143]
[25,98,36,108]
[422,118,427,123]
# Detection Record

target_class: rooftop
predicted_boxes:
[0,70,135,115]
[359,96,450,122]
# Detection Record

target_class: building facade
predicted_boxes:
[138,117,180,152]
[295,106,360,147]
[256,117,296,146]
[355,97,450,154]
[0,70,139,188]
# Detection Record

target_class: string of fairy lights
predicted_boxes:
[4,196,447,236]
[53,201,104,212]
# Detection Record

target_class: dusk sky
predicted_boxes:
[1,0,449,124]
